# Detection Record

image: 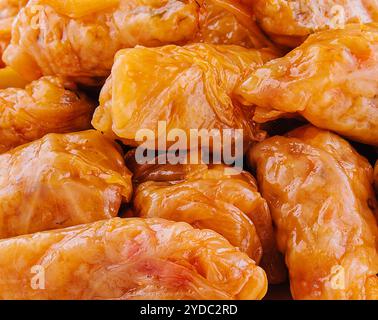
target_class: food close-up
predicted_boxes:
[0,0,377,302]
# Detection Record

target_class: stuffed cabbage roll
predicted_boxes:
[0,217,267,300]
[244,0,378,47]
[93,44,277,147]
[0,130,132,239]
[237,24,378,146]
[3,0,273,83]
[249,125,378,299]
[0,76,94,153]
[127,152,286,284]
[0,0,28,66]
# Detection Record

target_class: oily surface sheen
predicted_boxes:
[237,24,378,146]
[128,154,286,284]
[249,125,378,300]
[246,0,378,46]
[93,44,277,147]
[0,66,28,89]
[0,0,28,66]
[0,218,268,300]
[0,76,94,153]
[3,0,272,83]
[194,0,273,48]
[0,130,132,239]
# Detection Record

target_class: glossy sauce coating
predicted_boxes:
[0,67,28,89]
[0,217,267,300]
[0,76,94,153]
[93,44,277,147]
[0,0,28,66]
[0,130,132,239]
[237,24,378,146]
[3,0,272,83]
[127,154,286,284]
[245,0,378,46]
[194,0,273,48]
[249,125,378,300]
